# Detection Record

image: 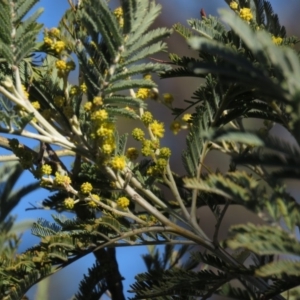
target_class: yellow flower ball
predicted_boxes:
[80,83,87,93]
[182,114,192,122]
[81,182,93,194]
[54,96,65,107]
[102,143,115,154]
[49,27,60,36]
[31,101,41,110]
[141,111,153,125]
[55,60,67,71]
[149,120,165,138]
[21,85,29,98]
[113,7,123,18]
[272,36,283,45]
[91,109,108,121]
[239,8,253,21]
[170,121,181,135]
[141,139,153,156]
[143,74,152,80]
[93,96,103,106]
[41,164,52,175]
[110,156,126,171]
[155,158,167,172]
[64,197,75,209]
[54,172,71,185]
[116,197,130,209]
[132,128,145,141]
[53,41,65,53]
[136,88,150,100]
[70,85,80,95]
[229,1,238,10]
[126,147,139,160]
[43,36,53,46]
[89,194,100,208]
[84,102,92,111]
[163,93,174,105]
[159,147,171,158]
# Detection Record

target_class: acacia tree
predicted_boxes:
[0,0,300,299]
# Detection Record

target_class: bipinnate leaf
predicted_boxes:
[224,223,300,256]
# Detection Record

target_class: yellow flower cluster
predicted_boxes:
[113,7,124,28]
[55,60,67,71]
[169,114,192,135]
[44,37,53,46]
[163,93,174,105]
[149,215,158,225]
[239,8,253,21]
[102,142,115,154]
[141,111,153,125]
[149,120,165,138]
[81,182,93,194]
[110,156,126,171]
[93,96,103,106]
[64,197,75,209]
[54,172,71,185]
[182,114,192,122]
[91,109,108,121]
[114,7,123,19]
[229,1,238,10]
[136,88,151,100]
[43,28,67,55]
[80,83,87,93]
[54,96,65,107]
[272,36,283,45]
[89,194,100,208]
[126,147,139,160]
[70,85,80,95]
[88,200,98,208]
[84,102,92,111]
[141,139,160,156]
[159,147,171,158]
[49,27,60,37]
[147,158,167,175]
[21,85,29,98]
[132,128,145,141]
[155,158,167,171]
[170,121,181,135]
[116,197,130,209]
[96,122,114,137]
[41,164,52,175]
[139,214,148,221]
[31,101,41,110]
[83,95,116,155]
[136,75,155,100]
[63,105,74,118]
[53,41,65,53]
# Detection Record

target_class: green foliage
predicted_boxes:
[74,261,107,300]
[0,162,43,300]
[0,0,43,66]
[0,0,300,299]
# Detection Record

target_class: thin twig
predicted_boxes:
[213,200,230,245]
[164,163,191,221]
[190,141,209,227]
